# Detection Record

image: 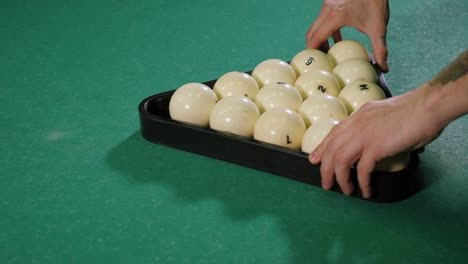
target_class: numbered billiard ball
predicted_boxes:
[301,119,339,154]
[294,69,342,98]
[375,152,411,172]
[290,49,334,76]
[333,58,378,87]
[327,40,370,65]
[209,96,260,138]
[169,82,218,126]
[213,71,259,100]
[298,93,348,127]
[251,59,296,87]
[338,81,386,113]
[254,107,306,150]
[255,82,303,113]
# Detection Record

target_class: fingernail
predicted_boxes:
[363,189,372,199]
[322,182,331,190]
[383,61,389,72]
[309,151,319,163]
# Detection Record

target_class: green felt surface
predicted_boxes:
[1,0,467,263]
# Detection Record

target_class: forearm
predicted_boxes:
[420,50,468,131]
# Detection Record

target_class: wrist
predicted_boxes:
[418,75,468,132]
[419,84,452,132]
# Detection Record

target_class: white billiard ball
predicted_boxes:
[301,119,340,154]
[294,69,342,98]
[291,49,334,76]
[169,82,218,126]
[255,82,303,113]
[251,59,296,87]
[333,58,378,87]
[213,71,259,100]
[339,81,386,113]
[375,152,411,172]
[254,107,306,150]
[327,40,370,65]
[209,96,260,138]
[298,93,348,127]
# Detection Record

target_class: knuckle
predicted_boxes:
[334,151,349,164]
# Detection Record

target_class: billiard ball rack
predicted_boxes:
[138,65,423,203]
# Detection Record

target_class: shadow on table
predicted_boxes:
[107,131,467,263]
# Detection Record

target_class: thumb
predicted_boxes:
[370,34,389,73]
[309,142,326,164]
[309,150,321,164]
[307,19,342,50]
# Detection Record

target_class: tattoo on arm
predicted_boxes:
[428,50,468,86]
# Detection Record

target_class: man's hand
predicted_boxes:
[306,0,390,72]
[309,50,468,199]
[308,91,438,198]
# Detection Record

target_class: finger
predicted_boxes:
[306,7,329,47]
[356,152,376,199]
[335,163,354,196]
[369,33,389,72]
[332,134,363,196]
[306,3,330,39]
[309,150,321,164]
[320,40,330,52]
[309,123,337,165]
[307,19,342,50]
[319,145,335,190]
[317,128,346,190]
[332,29,342,44]
[310,120,346,164]
[307,26,330,51]
[306,22,319,46]
[334,144,361,196]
